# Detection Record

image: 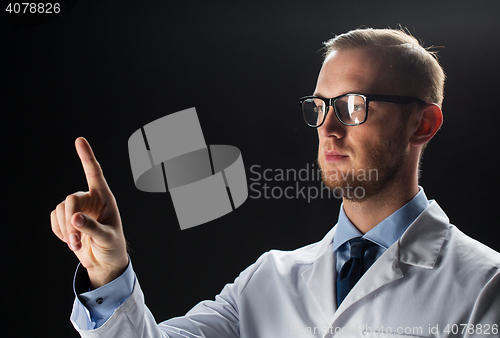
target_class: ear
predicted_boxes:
[409,103,443,147]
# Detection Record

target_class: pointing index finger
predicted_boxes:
[75,137,109,192]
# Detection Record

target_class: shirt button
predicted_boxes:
[96,298,104,305]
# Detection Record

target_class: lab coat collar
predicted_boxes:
[398,200,450,268]
[300,200,451,325]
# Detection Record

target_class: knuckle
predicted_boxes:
[65,194,78,204]
[50,210,58,223]
[65,193,86,213]
[56,202,65,213]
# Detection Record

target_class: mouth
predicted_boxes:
[323,150,349,163]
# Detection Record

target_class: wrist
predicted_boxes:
[87,256,129,290]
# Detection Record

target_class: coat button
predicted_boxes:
[96,298,104,304]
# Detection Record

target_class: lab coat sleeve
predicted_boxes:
[464,270,500,337]
[70,252,268,338]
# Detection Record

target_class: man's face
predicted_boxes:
[315,47,411,200]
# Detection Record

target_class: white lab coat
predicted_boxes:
[71,201,500,337]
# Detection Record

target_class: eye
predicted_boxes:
[346,95,366,114]
[314,106,324,114]
[352,104,364,112]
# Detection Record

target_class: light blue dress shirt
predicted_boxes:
[74,187,430,329]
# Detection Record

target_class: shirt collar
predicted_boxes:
[332,186,430,252]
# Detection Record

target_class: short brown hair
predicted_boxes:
[323,28,445,108]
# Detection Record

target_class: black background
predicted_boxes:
[3,1,500,336]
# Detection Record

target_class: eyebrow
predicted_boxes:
[312,92,331,98]
[311,92,352,99]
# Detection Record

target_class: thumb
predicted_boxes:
[69,212,105,249]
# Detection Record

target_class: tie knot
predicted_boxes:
[348,237,373,259]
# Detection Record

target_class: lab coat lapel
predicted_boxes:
[301,226,338,323]
[332,236,404,320]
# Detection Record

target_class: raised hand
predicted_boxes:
[51,137,129,289]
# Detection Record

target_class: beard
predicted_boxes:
[318,125,409,201]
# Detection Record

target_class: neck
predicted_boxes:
[342,178,419,234]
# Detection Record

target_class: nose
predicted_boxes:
[317,106,346,140]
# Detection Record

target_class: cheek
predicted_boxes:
[350,128,388,166]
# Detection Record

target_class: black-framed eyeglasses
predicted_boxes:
[299,94,425,127]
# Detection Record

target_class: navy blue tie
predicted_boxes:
[336,237,374,308]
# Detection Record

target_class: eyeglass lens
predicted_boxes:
[302,95,367,126]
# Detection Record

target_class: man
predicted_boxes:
[51,28,500,337]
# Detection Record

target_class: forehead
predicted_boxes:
[315,47,392,97]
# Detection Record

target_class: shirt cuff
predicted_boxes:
[72,258,135,329]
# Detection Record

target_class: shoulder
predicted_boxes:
[443,225,500,278]
[264,227,337,266]
[238,226,336,282]
[407,201,500,275]
[448,225,500,262]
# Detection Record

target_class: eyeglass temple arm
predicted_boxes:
[366,94,425,105]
